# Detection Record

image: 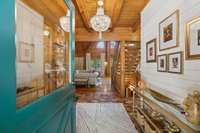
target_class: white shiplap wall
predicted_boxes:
[16,1,44,87]
[141,0,200,103]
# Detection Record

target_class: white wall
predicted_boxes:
[141,0,200,103]
[16,1,44,87]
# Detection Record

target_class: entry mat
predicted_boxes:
[76,103,138,133]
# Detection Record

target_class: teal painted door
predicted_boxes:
[0,0,76,133]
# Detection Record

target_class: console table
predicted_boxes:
[131,87,200,133]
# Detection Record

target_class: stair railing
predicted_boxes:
[111,42,120,88]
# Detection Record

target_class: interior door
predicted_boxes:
[0,0,76,133]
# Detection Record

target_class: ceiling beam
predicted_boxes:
[76,27,140,42]
[72,0,91,32]
[41,0,65,18]
[54,0,68,13]
[110,0,124,31]
[132,19,140,32]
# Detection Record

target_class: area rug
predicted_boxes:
[76,103,138,133]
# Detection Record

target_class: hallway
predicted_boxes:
[76,78,138,133]
[1,0,200,133]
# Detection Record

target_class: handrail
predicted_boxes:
[132,87,200,133]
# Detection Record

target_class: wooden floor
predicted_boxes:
[76,103,138,133]
[76,78,122,103]
[76,78,138,132]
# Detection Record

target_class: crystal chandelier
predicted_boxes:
[59,10,70,32]
[90,0,111,40]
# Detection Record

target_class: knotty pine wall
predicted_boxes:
[141,0,200,103]
[75,41,115,76]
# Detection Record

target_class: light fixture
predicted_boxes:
[104,61,108,65]
[43,26,50,37]
[43,29,49,36]
[97,0,104,6]
[128,43,135,47]
[90,0,111,40]
[59,10,70,32]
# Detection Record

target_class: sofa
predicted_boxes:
[75,70,99,86]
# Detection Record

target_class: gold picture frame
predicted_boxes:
[159,10,179,51]
[18,42,34,63]
[185,16,200,60]
[146,38,157,63]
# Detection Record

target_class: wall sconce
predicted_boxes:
[43,30,50,37]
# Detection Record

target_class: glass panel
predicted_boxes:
[96,41,105,49]
[110,41,116,49]
[16,1,70,108]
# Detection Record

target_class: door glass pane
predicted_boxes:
[16,0,70,108]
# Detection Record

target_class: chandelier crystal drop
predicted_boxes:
[90,0,111,40]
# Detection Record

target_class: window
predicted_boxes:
[91,58,101,71]
[97,41,105,48]
[110,41,116,48]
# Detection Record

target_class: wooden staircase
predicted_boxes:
[112,41,140,97]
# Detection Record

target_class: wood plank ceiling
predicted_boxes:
[21,0,149,41]
[73,0,149,31]
[22,0,68,27]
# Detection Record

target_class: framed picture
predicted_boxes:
[146,38,157,62]
[185,16,200,60]
[159,10,179,51]
[157,54,167,72]
[18,42,34,63]
[168,52,183,74]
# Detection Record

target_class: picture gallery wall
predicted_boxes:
[141,0,200,103]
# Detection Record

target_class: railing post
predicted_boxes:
[120,41,125,97]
